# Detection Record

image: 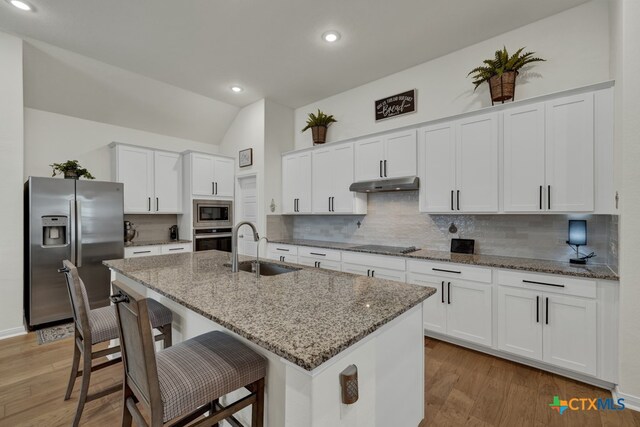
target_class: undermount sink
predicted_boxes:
[234,261,301,276]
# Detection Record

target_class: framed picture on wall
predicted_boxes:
[239,148,253,168]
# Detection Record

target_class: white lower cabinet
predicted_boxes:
[342,252,406,282]
[298,256,341,271]
[125,243,192,258]
[497,285,597,376]
[160,243,192,254]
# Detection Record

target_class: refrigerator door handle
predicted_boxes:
[70,199,77,265]
[76,200,83,267]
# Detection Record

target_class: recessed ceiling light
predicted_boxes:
[322,31,341,43]
[230,86,244,93]
[8,0,32,11]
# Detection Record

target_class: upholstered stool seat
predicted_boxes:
[157,331,266,422]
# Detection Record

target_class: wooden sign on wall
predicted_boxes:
[375,89,417,121]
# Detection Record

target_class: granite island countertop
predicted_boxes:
[269,239,619,281]
[104,250,435,371]
[125,239,192,247]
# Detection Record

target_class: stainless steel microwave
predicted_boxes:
[193,199,233,228]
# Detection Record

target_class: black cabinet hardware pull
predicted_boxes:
[451,190,454,211]
[367,269,370,277]
[310,252,326,256]
[371,270,375,277]
[539,186,543,210]
[215,182,218,195]
[457,190,460,210]
[134,250,151,254]
[522,279,564,288]
[536,296,540,323]
[212,182,215,195]
[384,160,387,177]
[441,281,445,304]
[168,248,183,251]
[329,197,331,212]
[545,297,549,325]
[276,248,289,252]
[432,268,461,274]
[148,197,151,212]
[548,185,551,210]
[379,160,383,178]
[156,197,159,211]
[331,197,335,212]
[447,282,451,304]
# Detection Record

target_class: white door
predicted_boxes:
[456,113,499,212]
[497,287,543,361]
[446,280,492,346]
[295,152,313,213]
[237,175,258,256]
[191,153,216,197]
[384,130,417,178]
[117,145,154,213]
[542,294,597,376]
[408,275,447,334]
[503,103,546,212]
[153,151,181,213]
[312,147,333,213]
[545,93,594,212]
[331,143,356,213]
[282,154,298,214]
[354,137,385,181]
[419,123,457,213]
[213,157,235,197]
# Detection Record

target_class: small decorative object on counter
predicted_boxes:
[567,220,596,265]
[169,225,179,241]
[124,221,138,245]
[467,46,545,105]
[301,109,337,145]
[270,199,276,213]
[239,148,253,167]
[50,160,95,180]
[339,365,359,404]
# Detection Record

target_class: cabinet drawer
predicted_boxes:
[161,244,192,254]
[268,243,298,256]
[341,251,406,271]
[297,246,341,262]
[125,246,161,258]
[496,270,596,299]
[343,263,406,282]
[298,256,341,271]
[268,253,298,264]
[407,260,492,283]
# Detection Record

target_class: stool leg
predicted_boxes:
[121,385,133,427]
[64,335,81,400]
[72,349,92,427]
[211,399,219,427]
[252,378,265,427]
[163,324,172,348]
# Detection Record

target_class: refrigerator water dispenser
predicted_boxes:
[42,216,68,246]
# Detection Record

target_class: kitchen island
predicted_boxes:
[104,250,435,427]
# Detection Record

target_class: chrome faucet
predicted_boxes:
[255,236,269,278]
[231,221,260,273]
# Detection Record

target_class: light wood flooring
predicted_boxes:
[0,332,638,426]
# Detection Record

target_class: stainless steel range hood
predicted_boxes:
[349,176,420,193]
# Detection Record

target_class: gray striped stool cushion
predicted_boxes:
[88,299,173,345]
[156,331,267,422]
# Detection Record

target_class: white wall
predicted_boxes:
[612,0,640,409]
[294,1,611,149]
[24,108,219,181]
[264,100,295,215]
[0,32,25,337]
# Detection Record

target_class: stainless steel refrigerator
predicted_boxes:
[24,177,124,328]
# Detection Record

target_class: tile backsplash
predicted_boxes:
[124,214,179,242]
[268,191,618,267]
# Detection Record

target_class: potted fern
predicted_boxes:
[468,47,545,104]
[301,109,337,145]
[50,160,95,180]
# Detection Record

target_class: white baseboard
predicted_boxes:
[0,325,26,340]
[613,387,640,412]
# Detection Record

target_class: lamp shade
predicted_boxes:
[568,220,587,246]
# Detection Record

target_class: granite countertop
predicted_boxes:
[103,251,435,371]
[269,239,619,281]
[125,239,192,247]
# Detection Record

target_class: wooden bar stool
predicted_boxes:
[111,280,266,427]
[59,260,174,427]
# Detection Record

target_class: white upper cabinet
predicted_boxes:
[503,103,546,212]
[312,143,366,214]
[355,130,417,181]
[112,144,181,214]
[188,153,235,198]
[282,151,312,214]
[545,93,595,212]
[153,151,182,213]
[419,113,498,213]
[456,113,499,212]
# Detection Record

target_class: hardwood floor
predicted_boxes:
[1,332,638,426]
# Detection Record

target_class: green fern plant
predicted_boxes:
[468,46,545,91]
[301,109,337,132]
